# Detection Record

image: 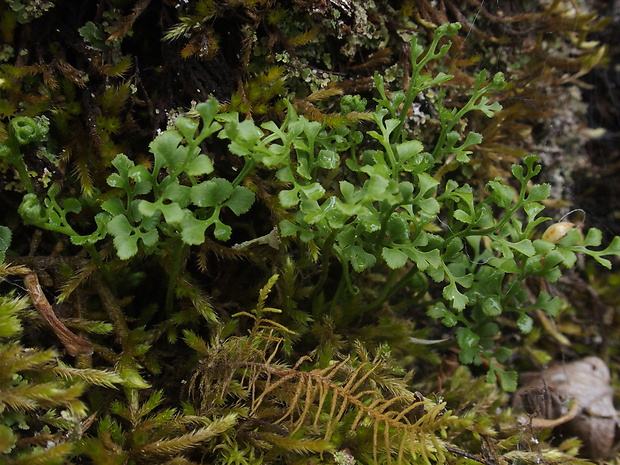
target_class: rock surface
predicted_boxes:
[514,356,617,460]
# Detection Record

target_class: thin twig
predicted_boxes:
[92,271,131,347]
[23,271,93,356]
[446,446,494,465]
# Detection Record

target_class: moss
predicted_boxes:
[0,1,618,464]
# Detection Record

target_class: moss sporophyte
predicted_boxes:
[2,23,620,391]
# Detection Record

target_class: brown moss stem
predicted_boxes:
[23,271,94,356]
[92,271,130,348]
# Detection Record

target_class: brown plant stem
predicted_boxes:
[23,271,94,356]
[92,271,130,348]
[445,446,493,465]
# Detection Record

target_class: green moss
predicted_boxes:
[0,1,617,463]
